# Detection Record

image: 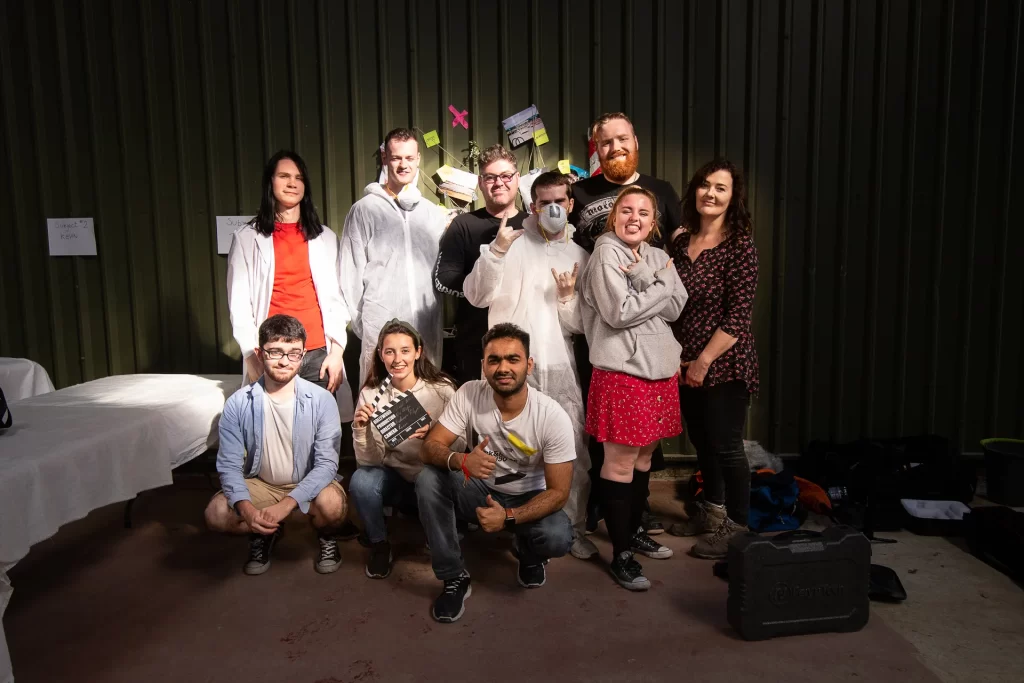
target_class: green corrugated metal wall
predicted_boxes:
[1,0,1021,454]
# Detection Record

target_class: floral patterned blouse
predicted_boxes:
[668,229,760,394]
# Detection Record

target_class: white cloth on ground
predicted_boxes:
[339,182,445,387]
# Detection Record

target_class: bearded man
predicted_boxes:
[569,112,683,252]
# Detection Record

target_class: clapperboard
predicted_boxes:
[369,377,432,448]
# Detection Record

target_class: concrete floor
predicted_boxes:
[4,477,1023,682]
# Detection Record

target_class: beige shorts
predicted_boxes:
[238,478,346,510]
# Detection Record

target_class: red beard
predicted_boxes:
[601,149,640,182]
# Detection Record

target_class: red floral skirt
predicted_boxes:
[586,368,682,447]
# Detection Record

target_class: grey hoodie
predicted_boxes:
[578,232,688,380]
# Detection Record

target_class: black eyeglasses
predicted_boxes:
[262,347,304,362]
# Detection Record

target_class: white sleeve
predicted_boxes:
[318,229,350,350]
[437,385,471,441]
[462,245,505,308]
[541,401,577,464]
[226,231,258,359]
[338,208,367,332]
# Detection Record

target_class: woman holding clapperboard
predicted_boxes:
[349,320,464,579]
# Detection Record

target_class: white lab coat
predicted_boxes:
[226,222,354,419]
[463,216,592,534]
[339,183,446,386]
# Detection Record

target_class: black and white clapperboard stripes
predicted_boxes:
[369,376,432,449]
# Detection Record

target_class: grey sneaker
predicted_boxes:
[570,535,599,560]
[690,518,748,560]
[668,500,727,537]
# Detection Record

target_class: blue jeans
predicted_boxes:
[348,466,415,544]
[415,465,573,581]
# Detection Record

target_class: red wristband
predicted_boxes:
[461,453,470,485]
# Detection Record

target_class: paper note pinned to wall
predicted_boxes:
[557,160,571,174]
[423,130,440,148]
[436,165,480,189]
[216,216,255,254]
[533,128,549,146]
[47,217,97,256]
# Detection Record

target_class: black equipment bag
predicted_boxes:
[727,526,871,641]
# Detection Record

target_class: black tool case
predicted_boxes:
[726,526,871,640]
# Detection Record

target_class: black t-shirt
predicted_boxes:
[568,173,683,252]
[433,207,528,359]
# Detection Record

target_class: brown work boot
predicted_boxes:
[689,517,748,560]
[668,500,727,537]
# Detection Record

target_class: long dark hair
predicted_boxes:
[681,159,752,237]
[251,150,324,240]
[363,320,456,391]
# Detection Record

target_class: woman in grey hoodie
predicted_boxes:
[578,186,688,591]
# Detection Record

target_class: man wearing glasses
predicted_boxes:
[205,314,347,576]
[434,144,526,385]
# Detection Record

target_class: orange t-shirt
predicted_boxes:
[266,222,327,350]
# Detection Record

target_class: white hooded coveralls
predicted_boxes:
[339,183,446,386]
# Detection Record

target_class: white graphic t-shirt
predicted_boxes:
[438,381,576,495]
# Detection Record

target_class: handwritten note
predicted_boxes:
[423,130,440,148]
[533,128,549,146]
[47,218,97,256]
[557,160,571,174]
[216,216,255,254]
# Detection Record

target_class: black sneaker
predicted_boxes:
[631,527,674,559]
[431,573,472,623]
[336,521,360,541]
[510,540,546,588]
[642,508,665,535]
[244,529,281,575]
[365,540,392,579]
[315,533,342,574]
[609,550,651,591]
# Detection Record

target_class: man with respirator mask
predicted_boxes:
[339,128,446,386]
[463,172,596,559]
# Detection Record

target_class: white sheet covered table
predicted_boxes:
[0,358,54,402]
[0,374,238,683]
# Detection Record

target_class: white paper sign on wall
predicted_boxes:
[216,216,255,254]
[47,217,97,256]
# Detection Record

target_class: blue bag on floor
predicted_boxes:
[748,470,801,532]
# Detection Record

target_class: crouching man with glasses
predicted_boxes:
[205,314,347,575]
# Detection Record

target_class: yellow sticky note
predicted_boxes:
[423,130,440,148]
[533,128,549,145]
[557,160,571,174]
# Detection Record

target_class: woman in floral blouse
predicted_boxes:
[667,159,759,560]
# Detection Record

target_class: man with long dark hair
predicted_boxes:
[339,129,446,387]
[227,150,348,393]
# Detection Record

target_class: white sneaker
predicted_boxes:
[570,535,599,560]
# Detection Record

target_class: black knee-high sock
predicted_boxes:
[601,477,633,557]
[630,469,651,534]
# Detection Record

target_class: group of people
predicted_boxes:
[210,113,760,623]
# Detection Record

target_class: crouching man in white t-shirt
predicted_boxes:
[417,322,575,623]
